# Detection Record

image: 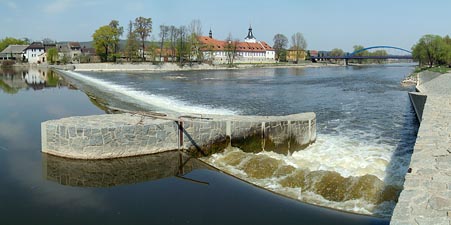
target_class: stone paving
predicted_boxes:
[391,73,451,225]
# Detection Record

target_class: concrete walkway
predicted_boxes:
[391,73,451,225]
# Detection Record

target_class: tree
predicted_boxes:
[177,26,188,64]
[134,17,152,61]
[412,35,444,68]
[0,37,29,52]
[125,20,139,61]
[291,32,307,63]
[273,34,288,62]
[109,20,124,61]
[168,26,179,62]
[329,48,344,63]
[370,50,388,64]
[42,38,56,45]
[92,25,118,62]
[159,25,169,62]
[46,47,58,64]
[188,20,203,63]
[352,45,367,64]
[225,33,238,66]
[188,20,203,62]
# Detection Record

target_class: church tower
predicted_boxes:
[209,28,213,38]
[244,25,257,43]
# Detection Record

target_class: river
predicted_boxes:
[0,64,417,224]
[60,64,418,217]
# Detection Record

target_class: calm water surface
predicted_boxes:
[0,65,417,224]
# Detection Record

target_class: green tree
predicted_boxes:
[329,48,344,63]
[370,50,388,64]
[291,32,307,63]
[46,47,58,64]
[352,45,367,64]
[92,25,119,62]
[0,37,29,52]
[188,19,203,63]
[125,21,139,61]
[412,34,444,67]
[109,20,124,61]
[273,34,288,62]
[134,17,152,61]
[330,48,344,57]
[442,35,451,65]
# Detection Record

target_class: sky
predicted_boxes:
[1,0,450,52]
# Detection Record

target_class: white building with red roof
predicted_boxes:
[198,26,275,64]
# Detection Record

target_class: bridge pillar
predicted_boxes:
[344,58,348,66]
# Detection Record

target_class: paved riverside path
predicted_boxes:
[391,73,451,225]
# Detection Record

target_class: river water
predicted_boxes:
[0,65,417,224]
[58,64,419,217]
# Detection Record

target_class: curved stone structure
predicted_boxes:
[41,112,316,159]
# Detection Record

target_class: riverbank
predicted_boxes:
[391,72,451,225]
[401,66,451,87]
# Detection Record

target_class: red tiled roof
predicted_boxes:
[197,36,274,52]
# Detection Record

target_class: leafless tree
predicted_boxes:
[291,32,307,63]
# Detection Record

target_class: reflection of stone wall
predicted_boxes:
[43,151,211,187]
[42,112,316,159]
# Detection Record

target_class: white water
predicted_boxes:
[203,132,409,217]
[60,70,237,115]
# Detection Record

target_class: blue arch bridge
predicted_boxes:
[310,46,413,65]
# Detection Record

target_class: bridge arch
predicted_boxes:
[350,46,412,56]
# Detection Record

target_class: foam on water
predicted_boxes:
[203,132,408,217]
[60,70,237,115]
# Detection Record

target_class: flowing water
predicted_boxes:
[57,64,419,217]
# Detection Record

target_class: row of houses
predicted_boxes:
[1,26,309,65]
[0,42,97,64]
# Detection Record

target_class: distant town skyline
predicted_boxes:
[1,0,451,52]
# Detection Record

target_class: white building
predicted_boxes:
[24,42,45,64]
[198,26,275,64]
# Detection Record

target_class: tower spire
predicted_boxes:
[244,25,256,43]
[209,28,212,38]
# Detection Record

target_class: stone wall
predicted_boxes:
[41,112,316,159]
[408,92,427,122]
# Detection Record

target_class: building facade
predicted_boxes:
[24,42,45,64]
[198,26,275,64]
[286,48,307,63]
[0,45,28,61]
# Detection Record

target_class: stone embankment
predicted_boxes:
[41,112,316,159]
[391,72,451,225]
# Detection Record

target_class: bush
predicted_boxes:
[1,60,15,67]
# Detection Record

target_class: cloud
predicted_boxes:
[44,0,74,14]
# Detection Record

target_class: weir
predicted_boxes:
[391,72,451,224]
[41,112,316,159]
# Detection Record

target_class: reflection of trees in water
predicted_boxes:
[0,68,68,93]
